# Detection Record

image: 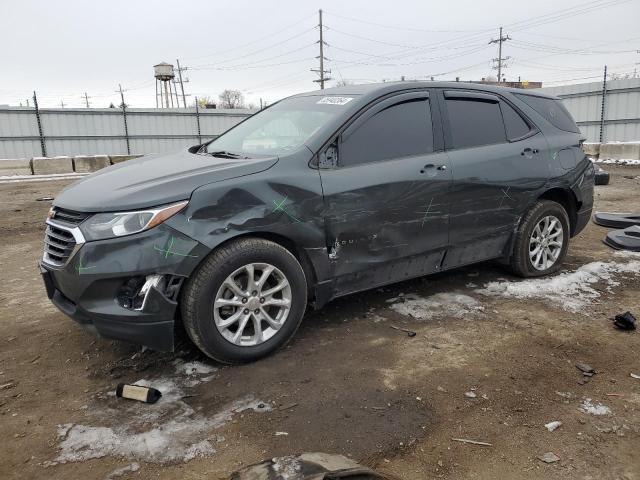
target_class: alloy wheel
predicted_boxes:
[529,215,564,271]
[213,263,292,346]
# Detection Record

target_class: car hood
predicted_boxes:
[54,150,279,212]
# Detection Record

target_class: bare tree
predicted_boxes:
[218,89,245,109]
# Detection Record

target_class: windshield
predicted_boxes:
[205,95,353,156]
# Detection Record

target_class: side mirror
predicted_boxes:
[318,141,338,169]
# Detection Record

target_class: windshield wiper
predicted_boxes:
[208,150,248,159]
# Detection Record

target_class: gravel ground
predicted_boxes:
[1,166,639,480]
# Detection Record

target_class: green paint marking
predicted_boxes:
[76,257,96,274]
[153,236,198,259]
[272,195,302,223]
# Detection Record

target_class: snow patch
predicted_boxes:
[595,158,640,165]
[49,357,265,465]
[105,462,140,479]
[389,292,484,320]
[54,396,269,464]
[580,398,612,416]
[478,259,640,312]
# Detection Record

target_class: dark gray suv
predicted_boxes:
[40,82,594,363]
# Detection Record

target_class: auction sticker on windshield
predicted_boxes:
[317,97,353,105]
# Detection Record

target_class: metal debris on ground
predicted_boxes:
[35,196,54,201]
[538,452,560,464]
[464,391,477,398]
[630,373,640,380]
[115,383,162,404]
[451,438,492,446]
[228,452,385,479]
[389,325,416,337]
[613,311,637,331]
[576,363,595,374]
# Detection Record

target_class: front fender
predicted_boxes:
[164,156,330,283]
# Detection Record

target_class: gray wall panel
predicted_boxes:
[0,107,253,159]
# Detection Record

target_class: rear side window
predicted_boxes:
[514,93,579,133]
[445,98,506,148]
[340,99,433,166]
[500,101,532,140]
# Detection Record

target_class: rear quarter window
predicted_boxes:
[514,93,580,133]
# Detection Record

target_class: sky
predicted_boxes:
[1,0,639,108]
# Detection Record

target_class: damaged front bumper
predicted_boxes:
[39,223,209,351]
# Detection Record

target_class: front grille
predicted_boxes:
[43,208,88,267]
[50,207,89,227]
[43,224,77,266]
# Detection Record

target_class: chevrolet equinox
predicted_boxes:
[40,82,594,363]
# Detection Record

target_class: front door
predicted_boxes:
[318,91,452,296]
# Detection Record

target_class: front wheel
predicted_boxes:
[181,238,307,364]
[509,200,570,277]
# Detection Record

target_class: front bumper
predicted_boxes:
[40,223,209,351]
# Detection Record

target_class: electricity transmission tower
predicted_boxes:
[311,9,331,89]
[489,27,511,82]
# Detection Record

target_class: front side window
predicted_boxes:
[445,98,506,149]
[205,95,350,157]
[340,99,433,167]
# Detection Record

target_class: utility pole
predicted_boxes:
[60,100,66,108]
[82,92,91,108]
[600,65,608,143]
[176,59,188,108]
[117,84,131,154]
[33,91,47,157]
[489,27,511,83]
[311,9,331,89]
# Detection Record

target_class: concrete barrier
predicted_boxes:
[109,154,143,164]
[31,156,74,175]
[73,155,110,173]
[582,143,600,157]
[599,142,640,160]
[0,158,32,176]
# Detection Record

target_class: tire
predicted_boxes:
[594,171,610,185]
[181,238,307,364]
[509,200,570,278]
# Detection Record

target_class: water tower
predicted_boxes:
[154,62,178,108]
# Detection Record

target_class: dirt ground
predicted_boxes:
[1,166,639,480]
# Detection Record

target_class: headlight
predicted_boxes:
[80,200,188,241]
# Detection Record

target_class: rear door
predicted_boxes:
[317,91,453,295]
[438,90,549,268]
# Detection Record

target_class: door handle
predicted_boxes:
[521,147,539,156]
[420,164,447,174]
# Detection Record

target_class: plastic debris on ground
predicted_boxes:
[613,311,637,330]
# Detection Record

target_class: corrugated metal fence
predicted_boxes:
[0,106,254,159]
[536,78,640,143]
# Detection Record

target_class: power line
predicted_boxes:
[183,13,316,61]
[323,10,482,33]
[189,27,316,69]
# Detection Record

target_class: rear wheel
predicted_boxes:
[182,238,307,364]
[509,200,570,277]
